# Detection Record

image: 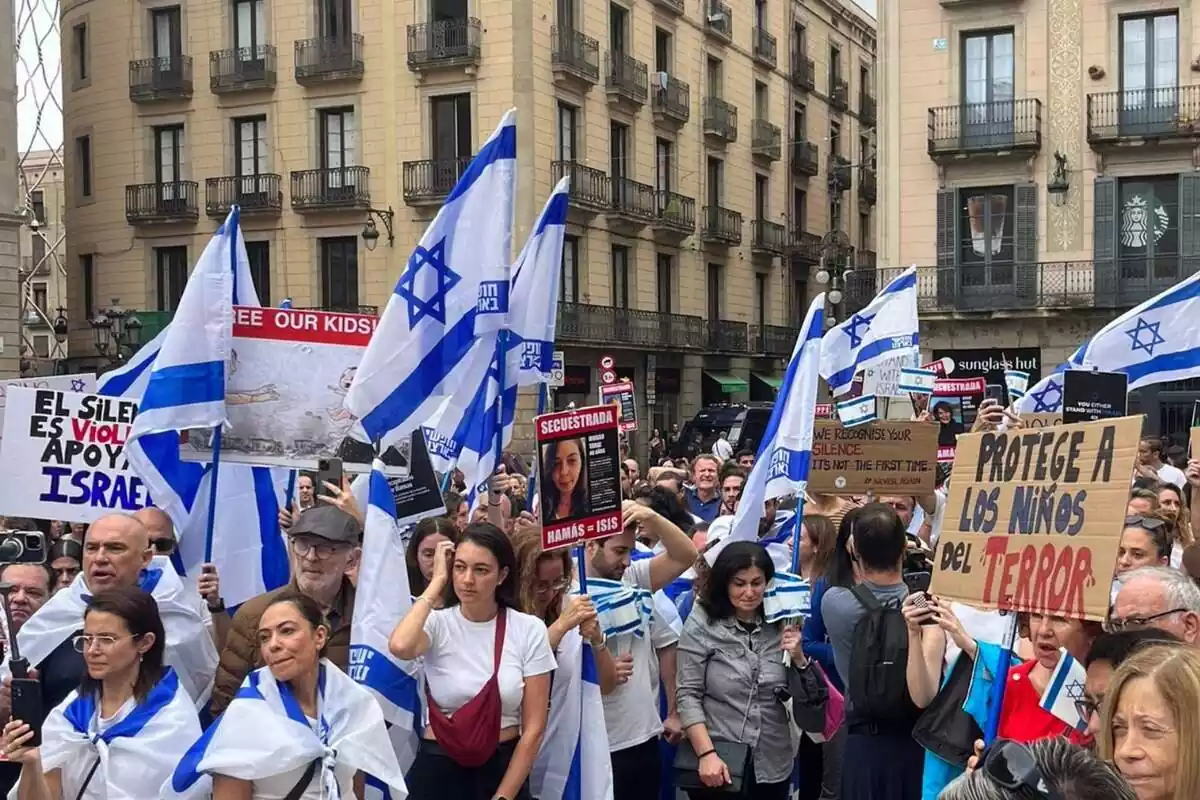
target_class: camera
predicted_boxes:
[0,531,46,564]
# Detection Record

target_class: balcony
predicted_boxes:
[753,28,777,68]
[402,158,470,207]
[205,174,282,217]
[708,320,748,353]
[789,230,822,265]
[551,27,599,90]
[294,35,364,84]
[293,304,379,315]
[652,75,690,126]
[754,324,800,357]
[860,92,877,127]
[557,302,708,350]
[652,190,695,240]
[830,77,849,111]
[608,177,656,230]
[857,249,877,270]
[606,52,648,109]
[407,18,481,71]
[128,56,193,102]
[703,97,738,144]
[859,165,877,205]
[791,140,819,177]
[290,166,370,211]
[209,46,276,93]
[701,205,742,246]
[1087,87,1200,146]
[705,0,732,41]
[791,55,815,91]
[751,119,782,161]
[551,160,610,213]
[125,181,199,223]
[751,219,786,256]
[828,155,852,192]
[650,0,684,14]
[928,98,1043,159]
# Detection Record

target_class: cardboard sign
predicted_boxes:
[387,431,446,527]
[599,380,638,432]
[0,387,153,522]
[1021,413,1064,429]
[808,421,938,495]
[1063,370,1129,424]
[930,416,1142,622]
[0,373,96,445]
[861,354,916,398]
[536,405,624,550]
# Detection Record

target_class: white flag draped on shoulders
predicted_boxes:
[10,558,217,706]
[1068,270,1200,389]
[12,668,201,800]
[531,629,614,800]
[708,294,825,563]
[167,661,407,800]
[349,462,424,796]
[346,110,517,448]
[819,266,919,397]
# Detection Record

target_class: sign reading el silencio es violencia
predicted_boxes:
[930,415,1142,622]
[807,421,939,495]
[536,404,624,551]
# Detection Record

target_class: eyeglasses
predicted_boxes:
[290,536,345,559]
[981,739,1064,800]
[533,578,572,594]
[72,633,141,652]
[1124,515,1167,531]
[1106,608,1188,633]
[150,537,176,555]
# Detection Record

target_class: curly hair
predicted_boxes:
[510,525,572,625]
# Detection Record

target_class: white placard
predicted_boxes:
[0,373,96,445]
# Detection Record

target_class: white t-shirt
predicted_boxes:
[601,557,680,752]
[1157,463,1187,490]
[252,761,355,800]
[422,606,557,730]
[712,438,733,460]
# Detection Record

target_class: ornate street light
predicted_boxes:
[90,299,143,363]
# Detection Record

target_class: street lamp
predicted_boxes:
[90,299,143,363]
[361,206,395,251]
[820,228,852,308]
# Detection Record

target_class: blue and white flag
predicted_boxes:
[711,295,824,561]
[346,110,517,446]
[820,266,919,397]
[349,461,423,790]
[836,394,877,428]
[762,572,812,624]
[898,367,937,396]
[168,662,407,800]
[1038,649,1089,733]
[95,326,170,400]
[531,631,614,800]
[1005,369,1031,401]
[588,578,655,639]
[1012,369,1068,415]
[1069,272,1200,390]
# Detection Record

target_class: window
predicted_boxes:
[755,174,768,219]
[793,103,806,139]
[706,57,722,96]
[707,263,722,320]
[655,138,673,193]
[610,121,629,181]
[1117,175,1179,282]
[31,236,45,270]
[73,22,88,82]
[30,191,45,224]
[234,116,267,176]
[151,7,182,65]
[155,246,188,311]
[154,124,184,185]
[961,29,1014,143]
[656,254,672,314]
[319,107,356,191]
[80,254,95,317]
[792,278,807,325]
[561,235,579,302]
[860,64,870,96]
[830,121,841,156]
[32,335,50,358]
[245,241,270,304]
[861,135,871,165]
[754,275,767,326]
[755,0,766,30]
[706,156,723,206]
[557,102,577,161]
[234,0,264,50]
[792,22,806,58]
[75,135,92,198]
[655,28,671,72]
[860,211,870,251]
[557,0,574,31]
[32,283,47,315]
[829,43,841,84]
[318,0,353,39]
[431,93,472,163]
[793,187,807,229]
[611,245,630,307]
[1120,13,1178,123]
[958,184,1015,286]
[320,236,359,311]
[609,3,627,53]
[754,81,768,118]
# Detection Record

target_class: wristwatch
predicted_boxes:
[590,634,608,652]
[207,599,226,613]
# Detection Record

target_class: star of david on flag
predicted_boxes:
[395,239,461,328]
[820,266,919,396]
[70,378,87,392]
[844,313,875,348]
[1125,316,1166,357]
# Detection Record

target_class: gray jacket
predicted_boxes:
[675,603,795,785]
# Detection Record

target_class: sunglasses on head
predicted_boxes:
[1125,514,1166,531]
[981,740,1064,800]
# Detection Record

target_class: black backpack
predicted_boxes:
[847,584,914,724]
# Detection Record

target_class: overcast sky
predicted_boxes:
[855,0,878,17]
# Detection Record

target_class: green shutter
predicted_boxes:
[1014,183,1038,304]
[1093,176,1118,305]
[1180,172,1200,283]
[936,188,957,308]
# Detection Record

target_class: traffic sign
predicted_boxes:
[601,369,617,384]
[600,355,615,370]
[549,351,565,388]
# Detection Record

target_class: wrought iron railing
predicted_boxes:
[928,98,1043,156]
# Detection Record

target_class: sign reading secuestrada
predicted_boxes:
[808,421,938,495]
[536,404,623,551]
[930,416,1141,622]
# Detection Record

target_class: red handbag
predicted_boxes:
[425,608,508,767]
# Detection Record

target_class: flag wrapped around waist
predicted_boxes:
[16,669,202,800]
[587,578,654,638]
[762,572,812,624]
[168,661,407,800]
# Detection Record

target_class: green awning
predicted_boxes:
[752,372,784,390]
[704,371,749,393]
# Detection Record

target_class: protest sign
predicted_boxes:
[808,421,938,495]
[1063,370,1128,424]
[930,416,1141,622]
[387,432,446,526]
[599,380,638,432]
[0,373,96,445]
[1021,413,1064,429]
[536,404,623,551]
[931,377,986,453]
[0,387,152,523]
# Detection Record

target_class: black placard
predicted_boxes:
[387,431,446,526]
[1063,370,1129,424]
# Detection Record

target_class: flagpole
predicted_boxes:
[285,469,297,508]
[205,205,240,564]
[789,497,807,574]
[526,382,547,508]
[984,613,1019,743]
[575,545,588,594]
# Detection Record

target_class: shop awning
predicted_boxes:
[704,371,749,393]
[752,372,784,390]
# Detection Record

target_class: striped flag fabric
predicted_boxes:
[1038,649,1089,733]
[820,266,919,397]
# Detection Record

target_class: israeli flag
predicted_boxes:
[709,295,824,561]
[820,266,919,397]
[531,632,614,800]
[1012,368,1068,415]
[836,394,877,428]
[1005,369,1031,401]
[898,367,937,395]
[1038,649,1089,733]
[349,461,423,790]
[346,110,517,446]
[762,572,812,624]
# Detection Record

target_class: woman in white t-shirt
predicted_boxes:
[391,522,556,800]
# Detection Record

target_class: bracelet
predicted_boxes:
[696,749,716,760]
[415,595,435,608]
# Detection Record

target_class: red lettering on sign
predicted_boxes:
[980,536,1092,619]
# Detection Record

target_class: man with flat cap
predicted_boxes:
[210,505,361,714]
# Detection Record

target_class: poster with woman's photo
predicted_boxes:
[535,404,623,551]
[930,377,986,459]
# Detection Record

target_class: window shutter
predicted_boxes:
[936,188,956,307]
[1179,171,1200,284]
[1014,183,1038,304]
[1093,176,1118,305]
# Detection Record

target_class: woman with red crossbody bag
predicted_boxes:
[391,523,556,800]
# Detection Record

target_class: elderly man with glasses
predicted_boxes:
[209,504,362,714]
[1109,565,1200,645]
